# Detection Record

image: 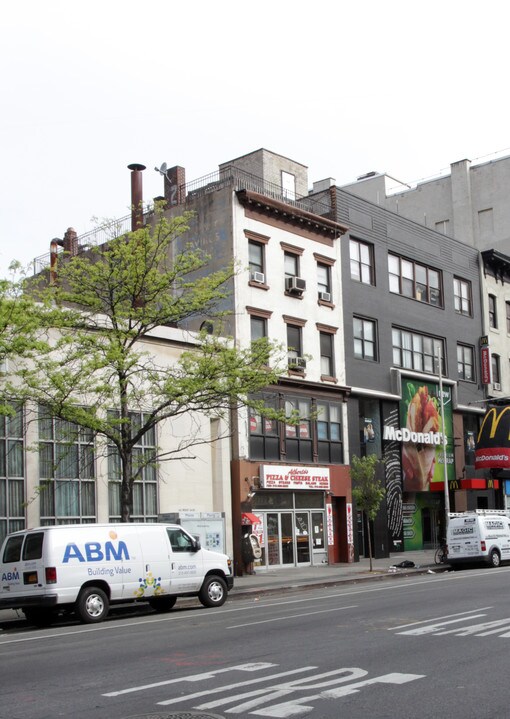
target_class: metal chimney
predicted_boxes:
[127,163,146,231]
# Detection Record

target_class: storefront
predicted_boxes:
[232,459,352,574]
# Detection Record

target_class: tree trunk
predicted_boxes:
[120,451,133,523]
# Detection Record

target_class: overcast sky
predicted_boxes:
[1,0,508,277]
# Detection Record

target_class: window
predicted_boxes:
[281,171,296,201]
[317,263,331,300]
[249,240,265,278]
[284,251,299,280]
[320,332,335,377]
[489,294,497,328]
[506,302,510,334]
[251,315,267,342]
[39,410,96,525]
[167,528,195,552]
[285,397,312,462]
[454,278,472,316]
[353,317,376,361]
[249,393,280,461]
[287,324,303,369]
[350,239,374,284]
[435,220,450,235]
[492,354,501,385]
[388,254,442,306]
[0,406,25,544]
[392,328,445,374]
[317,401,343,463]
[249,393,344,465]
[108,411,157,522]
[457,344,475,381]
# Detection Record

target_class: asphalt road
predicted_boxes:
[2,566,510,718]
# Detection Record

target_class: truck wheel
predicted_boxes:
[76,587,109,623]
[199,576,227,608]
[24,608,55,627]
[489,549,501,568]
[149,596,177,612]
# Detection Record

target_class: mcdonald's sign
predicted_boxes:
[475,406,510,469]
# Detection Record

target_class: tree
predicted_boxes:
[14,207,287,522]
[350,454,386,571]
[0,266,50,417]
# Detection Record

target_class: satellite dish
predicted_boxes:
[154,162,168,176]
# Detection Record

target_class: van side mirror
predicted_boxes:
[191,537,201,552]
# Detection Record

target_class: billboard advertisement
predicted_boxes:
[475,406,510,470]
[385,380,454,492]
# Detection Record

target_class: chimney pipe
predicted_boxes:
[63,227,78,256]
[127,163,146,231]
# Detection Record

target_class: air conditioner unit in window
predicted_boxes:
[288,356,307,370]
[493,382,502,391]
[251,271,265,284]
[318,291,331,302]
[286,276,306,293]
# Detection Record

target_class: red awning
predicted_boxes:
[242,512,261,526]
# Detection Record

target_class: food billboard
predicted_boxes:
[397,379,455,491]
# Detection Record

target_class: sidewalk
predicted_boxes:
[231,549,447,597]
[0,550,447,624]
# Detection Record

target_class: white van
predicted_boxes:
[447,510,510,568]
[0,523,233,625]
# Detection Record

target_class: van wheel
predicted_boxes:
[489,550,501,568]
[24,608,55,627]
[149,596,177,612]
[199,576,227,608]
[76,587,109,623]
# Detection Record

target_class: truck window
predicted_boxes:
[167,529,194,553]
[23,533,44,561]
[3,535,23,563]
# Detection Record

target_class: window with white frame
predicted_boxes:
[388,254,442,306]
[0,405,24,544]
[353,316,377,361]
[108,411,157,521]
[392,328,445,374]
[38,410,96,525]
[457,344,475,381]
[350,239,374,285]
[454,277,472,316]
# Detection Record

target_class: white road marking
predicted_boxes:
[157,666,318,706]
[397,614,488,635]
[435,618,510,636]
[390,607,493,630]
[227,604,357,629]
[102,662,277,697]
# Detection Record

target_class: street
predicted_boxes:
[1,566,510,718]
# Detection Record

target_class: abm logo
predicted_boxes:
[63,541,130,563]
[2,570,20,581]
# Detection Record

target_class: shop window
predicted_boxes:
[285,397,312,462]
[317,401,343,464]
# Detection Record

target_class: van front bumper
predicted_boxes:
[0,594,58,610]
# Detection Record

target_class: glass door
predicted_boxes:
[295,512,311,564]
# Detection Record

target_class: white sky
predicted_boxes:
[1,0,509,278]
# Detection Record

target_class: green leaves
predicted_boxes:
[350,454,385,521]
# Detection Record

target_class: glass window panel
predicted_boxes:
[55,480,79,517]
[350,259,360,281]
[360,265,372,283]
[145,485,157,515]
[8,479,24,517]
[0,479,6,515]
[402,260,413,279]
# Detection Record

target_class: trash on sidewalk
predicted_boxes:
[389,560,416,569]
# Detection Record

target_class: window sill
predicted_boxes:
[318,299,335,309]
[284,291,304,299]
[248,280,269,290]
[320,375,338,384]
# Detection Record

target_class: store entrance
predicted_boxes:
[262,510,325,568]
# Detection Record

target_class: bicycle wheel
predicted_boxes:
[434,546,443,565]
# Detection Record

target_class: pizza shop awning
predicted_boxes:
[241,513,261,526]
